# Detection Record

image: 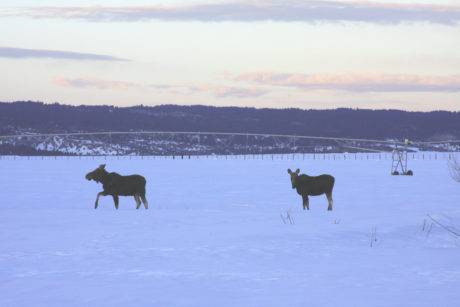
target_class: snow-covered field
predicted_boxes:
[1,154,460,307]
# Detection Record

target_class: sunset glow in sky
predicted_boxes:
[1,0,460,110]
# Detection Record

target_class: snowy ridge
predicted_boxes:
[1,131,460,156]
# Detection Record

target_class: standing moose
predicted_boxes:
[85,164,148,210]
[287,168,335,211]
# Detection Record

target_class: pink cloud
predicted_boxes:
[234,72,460,92]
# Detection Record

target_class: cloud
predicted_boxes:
[2,1,460,25]
[54,77,139,90]
[54,77,268,97]
[234,72,460,92]
[215,86,268,98]
[149,83,269,98]
[188,85,269,98]
[0,47,127,61]
[59,72,460,96]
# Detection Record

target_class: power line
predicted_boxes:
[0,131,413,144]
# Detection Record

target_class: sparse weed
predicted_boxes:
[281,210,295,225]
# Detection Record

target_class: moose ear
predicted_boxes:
[295,169,300,174]
[99,164,106,169]
[287,168,292,174]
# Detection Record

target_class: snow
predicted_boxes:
[1,153,460,307]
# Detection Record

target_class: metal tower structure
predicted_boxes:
[391,139,413,176]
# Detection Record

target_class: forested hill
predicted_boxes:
[1,101,459,141]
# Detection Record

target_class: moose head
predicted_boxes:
[85,164,107,183]
[287,168,300,189]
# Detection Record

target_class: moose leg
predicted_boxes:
[134,194,141,209]
[112,194,119,210]
[95,192,106,209]
[326,193,333,211]
[302,195,309,210]
[140,194,149,209]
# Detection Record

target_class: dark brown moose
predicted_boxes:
[287,168,335,211]
[86,164,148,209]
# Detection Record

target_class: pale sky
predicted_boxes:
[1,0,460,111]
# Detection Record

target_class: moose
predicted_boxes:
[85,164,148,210]
[287,168,335,211]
